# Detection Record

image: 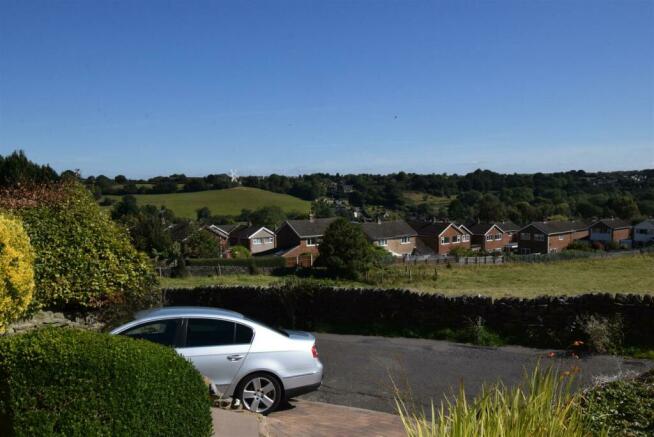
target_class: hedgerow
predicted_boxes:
[0,214,35,332]
[0,328,213,437]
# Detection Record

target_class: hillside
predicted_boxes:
[106,187,310,218]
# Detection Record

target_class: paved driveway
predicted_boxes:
[298,333,653,414]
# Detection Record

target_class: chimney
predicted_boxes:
[377,216,382,225]
[309,213,315,223]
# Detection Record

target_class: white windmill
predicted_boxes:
[229,169,240,184]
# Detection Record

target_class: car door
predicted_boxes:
[177,318,254,392]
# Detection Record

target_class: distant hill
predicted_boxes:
[106,187,310,218]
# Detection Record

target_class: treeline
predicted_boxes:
[2,150,653,224]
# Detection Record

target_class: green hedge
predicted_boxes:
[187,256,286,268]
[0,328,212,437]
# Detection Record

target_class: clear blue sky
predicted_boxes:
[1,0,652,177]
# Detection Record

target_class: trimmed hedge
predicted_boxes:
[187,256,286,268]
[163,282,654,349]
[0,328,212,437]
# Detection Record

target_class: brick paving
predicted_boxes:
[262,400,405,437]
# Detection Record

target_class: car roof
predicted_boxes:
[135,306,244,320]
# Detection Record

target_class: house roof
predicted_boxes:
[497,221,520,232]
[231,225,274,239]
[590,218,632,230]
[283,217,338,238]
[524,220,591,235]
[636,219,654,228]
[409,221,457,237]
[361,220,417,240]
[207,223,246,237]
[466,223,501,235]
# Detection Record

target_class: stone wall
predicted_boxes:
[4,311,104,335]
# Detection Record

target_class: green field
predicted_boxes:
[106,187,310,218]
[403,191,453,208]
[160,253,654,298]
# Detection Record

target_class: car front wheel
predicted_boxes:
[237,373,282,415]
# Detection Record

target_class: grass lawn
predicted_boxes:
[106,186,310,218]
[159,253,654,298]
[403,191,453,208]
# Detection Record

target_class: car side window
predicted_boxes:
[234,323,254,345]
[121,319,180,347]
[184,319,255,347]
[186,318,235,347]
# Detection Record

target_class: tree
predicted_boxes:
[185,229,221,258]
[0,150,58,187]
[0,214,35,332]
[476,194,506,222]
[317,218,375,279]
[111,195,140,219]
[196,207,212,221]
[312,200,335,218]
[247,206,287,229]
[114,175,127,184]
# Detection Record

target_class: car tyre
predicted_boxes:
[236,372,282,415]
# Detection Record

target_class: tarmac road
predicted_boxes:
[298,333,653,414]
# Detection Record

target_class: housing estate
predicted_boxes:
[588,219,632,245]
[276,217,337,265]
[466,221,521,252]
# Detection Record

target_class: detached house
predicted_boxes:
[517,221,590,254]
[588,219,632,245]
[360,219,417,256]
[467,223,507,252]
[228,225,276,255]
[276,217,337,265]
[634,219,654,245]
[206,223,247,253]
[410,221,470,255]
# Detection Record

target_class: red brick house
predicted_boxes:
[517,221,590,254]
[467,223,507,252]
[410,221,470,255]
[206,223,247,253]
[275,217,337,266]
[588,219,632,245]
[360,220,417,256]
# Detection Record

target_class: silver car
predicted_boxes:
[110,306,323,414]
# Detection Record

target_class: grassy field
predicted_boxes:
[160,253,654,298]
[106,186,310,218]
[403,191,453,208]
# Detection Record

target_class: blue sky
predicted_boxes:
[1,0,652,177]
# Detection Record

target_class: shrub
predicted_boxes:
[317,218,376,280]
[567,240,593,252]
[573,314,623,354]
[582,369,654,436]
[230,245,251,259]
[0,328,212,436]
[3,182,157,313]
[0,214,35,332]
[397,365,598,437]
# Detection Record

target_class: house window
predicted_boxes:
[266,237,274,244]
[377,239,388,246]
[453,235,460,243]
[637,229,647,234]
[252,238,262,245]
[534,234,544,242]
[400,236,411,244]
[462,234,469,242]
[558,235,565,241]
[486,235,492,241]
[520,233,531,240]
[441,236,450,244]
[306,238,317,246]
[494,234,502,240]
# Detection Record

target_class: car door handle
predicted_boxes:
[227,354,244,362]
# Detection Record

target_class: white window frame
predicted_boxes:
[252,238,262,245]
[266,237,274,244]
[534,234,545,242]
[441,236,450,245]
[453,235,460,243]
[558,235,565,241]
[377,239,388,247]
[462,234,469,242]
[520,233,531,240]
[306,238,317,246]
[486,235,492,241]
[494,234,502,241]
[400,236,411,244]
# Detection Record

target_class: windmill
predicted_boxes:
[229,169,239,184]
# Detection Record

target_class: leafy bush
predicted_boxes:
[582,369,654,436]
[0,328,212,437]
[230,245,251,259]
[567,240,593,252]
[573,314,623,354]
[397,365,597,437]
[317,218,376,279]
[0,214,35,332]
[2,182,157,312]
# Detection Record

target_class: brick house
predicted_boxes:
[588,219,632,245]
[467,223,507,252]
[497,221,520,243]
[634,219,654,246]
[275,217,337,265]
[517,221,590,254]
[228,225,276,255]
[206,223,247,253]
[360,220,417,256]
[410,221,470,255]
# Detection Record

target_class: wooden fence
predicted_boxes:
[399,255,504,265]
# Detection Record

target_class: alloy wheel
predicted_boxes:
[241,376,277,413]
